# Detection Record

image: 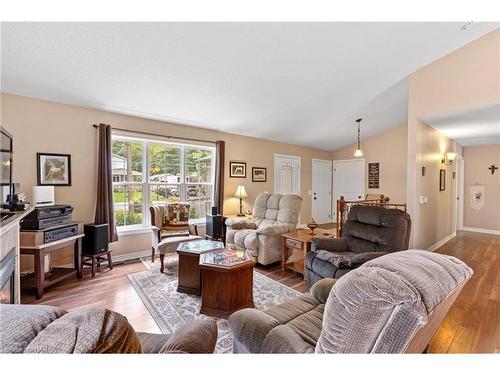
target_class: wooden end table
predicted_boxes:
[176,240,224,295]
[199,249,256,318]
[281,229,336,277]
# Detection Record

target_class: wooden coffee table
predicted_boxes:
[199,249,256,318]
[281,229,336,277]
[176,240,224,295]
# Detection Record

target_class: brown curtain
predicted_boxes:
[95,123,118,242]
[214,140,225,214]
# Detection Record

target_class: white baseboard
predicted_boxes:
[59,250,151,268]
[461,227,500,236]
[427,231,456,252]
[112,250,151,264]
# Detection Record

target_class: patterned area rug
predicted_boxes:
[127,254,301,353]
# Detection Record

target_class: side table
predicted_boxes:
[176,240,224,295]
[199,249,255,318]
[281,229,336,277]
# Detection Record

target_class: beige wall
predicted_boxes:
[463,145,500,231]
[407,28,500,249]
[2,93,331,265]
[331,124,407,203]
[416,121,454,249]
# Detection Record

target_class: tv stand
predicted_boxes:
[20,233,83,299]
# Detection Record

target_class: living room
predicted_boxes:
[1,1,499,373]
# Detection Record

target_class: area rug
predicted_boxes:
[127,254,301,353]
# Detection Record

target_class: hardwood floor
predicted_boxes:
[21,261,161,333]
[429,231,500,353]
[21,230,499,353]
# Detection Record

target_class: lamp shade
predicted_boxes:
[446,152,458,161]
[354,148,363,157]
[234,185,248,198]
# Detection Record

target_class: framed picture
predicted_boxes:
[252,167,267,182]
[229,162,246,178]
[37,153,72,186]
[439,169,446,191]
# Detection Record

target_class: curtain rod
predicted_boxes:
[92,124,217,145]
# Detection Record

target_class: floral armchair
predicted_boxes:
[150,202,201,272]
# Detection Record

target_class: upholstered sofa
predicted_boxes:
[0,304,217,354]
[229,250,472,353]
[226,193,302,265]
[305,205,411,286]
[150,203,202,272]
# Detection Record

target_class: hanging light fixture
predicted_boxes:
[354,118,363,157]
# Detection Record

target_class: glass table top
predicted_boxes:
[176,240,224,254]
[200,249,253,268]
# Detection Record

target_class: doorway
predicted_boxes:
[332,158,365,221]
[274,154,301,195]
[312,159,332,223]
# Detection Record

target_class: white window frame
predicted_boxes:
[112,133,216,232]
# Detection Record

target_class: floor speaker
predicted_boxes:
[206,214,223,237]
[83,223,109,255]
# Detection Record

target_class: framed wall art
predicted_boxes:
[439,169,445,191]
[37,153,72,186]
[252,167,267,182]
[229,161,246,178]
[368,162,380,189]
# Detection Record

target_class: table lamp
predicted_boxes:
[234,185,248,217]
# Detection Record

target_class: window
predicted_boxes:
[112,134,215,230]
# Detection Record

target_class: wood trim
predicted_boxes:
[461,227,500,236]
[427,231,456,252]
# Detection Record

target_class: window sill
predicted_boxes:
[116,219,206,236]
[189,218,206,225]
[117,226,154,236]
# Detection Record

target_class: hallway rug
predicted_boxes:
[128,254,301,353]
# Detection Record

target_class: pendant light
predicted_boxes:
[354,118,363,157]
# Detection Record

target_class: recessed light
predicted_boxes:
[461,22,474,31]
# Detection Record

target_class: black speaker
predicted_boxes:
[211,206,218,215]
[206,214,223,237]
[83,223,109,255]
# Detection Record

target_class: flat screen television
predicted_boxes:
[1,127,13,203]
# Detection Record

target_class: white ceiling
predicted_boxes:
[1,22,498,150]
[424,104,500,147]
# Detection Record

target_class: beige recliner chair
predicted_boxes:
[225,193,302,265]
[229,250,472,353]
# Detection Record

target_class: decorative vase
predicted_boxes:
[307,218,319,234]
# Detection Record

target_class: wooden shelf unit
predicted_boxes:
[20,233,83,299]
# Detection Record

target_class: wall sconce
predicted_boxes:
[441,152,457,166]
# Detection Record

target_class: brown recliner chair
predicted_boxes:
[305,205,411,287]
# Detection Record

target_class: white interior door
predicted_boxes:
[332,159,364,220]
[274,154,301,195]
[312,159,332,223]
